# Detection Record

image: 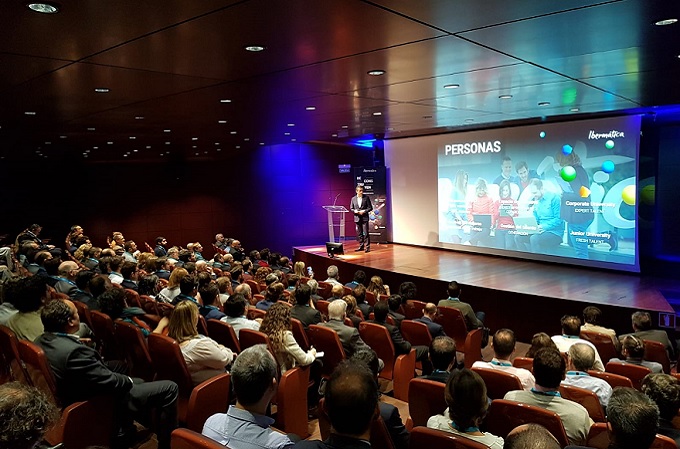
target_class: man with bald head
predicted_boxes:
[54,261,80,297]
[504,424,560,449]
[562,343,612,408]
[414,303,446,338]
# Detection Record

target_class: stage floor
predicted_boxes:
[295,242,675,314]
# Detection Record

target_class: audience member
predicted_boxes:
[54,260,80,297]
[414,303,446,338]
[387,295,405,328]
[503,424,560,449]
[6,276,47,341]
[562,343,612,408]
[420,336,459,383]
[199,284,226,320]
[307,279,323,304]
[120,261,140,291]
[73,270,97,305]
[261,302,316,373]
[173,275,200,306]
[622,311,675,359]
[551,315,604,371]
[366,275,390,296]
[581,305,619,349]
[473,328,535,390]
[257,282,284,311]
[99,287,168,336]
[107,256,125,284]
[222,293,260,337]
[330,283,344,301]
[504,348,593,446]
[525,332,558,358]
[398,281,417,302]
[321,299,369,358]
[606,387,659,449]
[324,265,341,286]
[438,281,484,330]
[344,270,366,289]
[428,369,504,448]
[0,382,59,449]
[353,284,371,317]
[342,295,363,328]
[641,373,680,446]
[369,301,429,371]
[290,284,321,329]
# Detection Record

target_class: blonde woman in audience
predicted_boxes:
[168,300,234,386]
[367,275,390,296]
[428,369,504,448]
[260,302,316,373]
[157,267,189,303]
[254,266,273,285]
[294,261,312,278]
[343,295,363,327]
[526,332,558,358]
[73,243,91,262]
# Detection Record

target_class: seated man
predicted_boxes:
[199,284,226,320]
[221,294,260,338]
[419,336,459,383]
[414,303,446,338]
[352,284,372,318]
[329,283,344,301]
[606,387,660,449]
[437,281,484,330]
[387,295,405,329]
[294,360,379,449]
[7,276,47,341]
[344,270,366,290]
[35,299,178,449]
[610,335,662,373]
[504,348,593,446]
[562,343,612,408]
[120,261,139,291]
[472,328,535,390]
[173,275,200,306]
[320,299,369,358]
[324,265,342,287]
[203,345,294,449]
[369,301,429,371]
[622,311,675,360]
[54,261,80,297]
[0,382,59,449]
[641,373,680,446]
[505,424,560,449]
[290,284,321,329]
[551,315,604,371]
[581,305,619,350]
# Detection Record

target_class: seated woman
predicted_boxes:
[98,287,168,336]
[427,369,504,448]
[610,335,663,373]
[138,274,161,299]
[343,295,363,327]
[367,275,390,296]
[260,302,316,373]
[168,300,234,386]
[157,267,189,303]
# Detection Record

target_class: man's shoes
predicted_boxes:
[365,248,370,253]
[114,427,153,449]
[354,247,364,252]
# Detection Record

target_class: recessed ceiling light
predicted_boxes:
[94,88,110,93]
[655,18,678,26]
[245,45,265,52]
[291,139,296,142]
[230,131,237,134]
[244,138,250,141]
[192,137,198,141]
[287,123,295,127]
[60,135,66,139]
[166,151,170,154]
[165,142,171,145]
[220,99,232,103]
[204,151,208,154]
[146,145,151,149]
[133,149,138,152]
[24,111,36,115]
[367,69,386,76]
[129,136,136,140]
[218,120,227,124]
[373,112,382,116]
[164,129,171,133]
[538,101,551,106]
[45,141,51,144]
[87,127,95,131]
[107,141,113,145]
[93,146,98,149]
[284,132,290,136]
[444,84,460,89]
[192,146,197,149]
[260,142,264,146]
[341,125,348,129]
[214,142,220,146]
[236,146,241,149]
[499,94,513,99]
[195,152,199,156]
[26,2,60,14]
[217,148,221,152]
[570,107,580,112]
[123,154,128,157]
[305,106,316,111]
[332,133,338,137]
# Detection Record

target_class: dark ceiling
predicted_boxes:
[1,0,679,162]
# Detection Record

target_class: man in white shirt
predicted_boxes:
[562,343,612,408]
[551,315,604,371]
[472,328,535,390]
[581,306,620,350]
[221,294,260,338]
[324,265,342,287]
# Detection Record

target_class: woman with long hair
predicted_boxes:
[157,267,189,303]
[260,302,316,373]
[366,275,390,296]
[256,282,284,311]
[167,300,233,386]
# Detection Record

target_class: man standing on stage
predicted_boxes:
[350,184,373,253]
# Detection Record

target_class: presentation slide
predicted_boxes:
[385,115,641,272]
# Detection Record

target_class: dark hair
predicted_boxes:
[350,348,381,378]
[13,277,46,313]
[98,287,127,320]
[41,299,75,333]
[75,270,96,290]
[398,281,417,300]
[492,328,516,360]
[532,348,565,389]
[352,270,366,284]
[89,275,110,299]
[294,283,311,306]
[560,315,581,336]
[224,294,248,318]
[109,256,124,272]
[199,284,220,306]
[641,373,680,420]
[430,336,456,371]
[515,160,529,172]
[232,345,277,406]
[178,249,192,263]
[446,369,488,430]
[373,300,388,322]
[447,281,460,298]
[0,382,59,449]
[582,306,602,325]
[120,261,137,280]
[179,275,197,295]
[124,241,136,252]
[526,332,558,358]
[44,258,61,276]
[325,361,378,436]
[607,388,659,449]
[138,274,159,296]
[352,284,366,304]
[155,236,166,245]
[387,295,402,312]
[632,311,652,331]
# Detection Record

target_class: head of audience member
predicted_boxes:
[328,299,347,321]
[179,275,198,297]
[259,248,270,262]
[367,275,387,295]
[184,262,196,274]
[324,361,379,440]
[567,343,596,372]
[14,276,47,313]
[560,315,581,336]
[124,240,137,254]
[199,284,220,307]
[264,282,284,303]
[279,256,291,269]
[231,240,242,251]
[582,306,604,326]
[373,300,388,323]
[269,252,281,267]
[156,236,167,246]
[242,259,253,275]
[445,369,489,431]
[293,261,306,278]
[167,267,189,289]
[120,262,139,281]
[350,348,381,380]
[607,387,659,449]
[420,302,438,321]
[231,345,278,414]
[343,295,358,317]
[89,274,112,299]
[352,284,367,305]
[526,332,558,358]
[447,281,461,298]
[250,250,261,261]
[254,266,272,284]
[178,249,194,264]
[224,294,248,319]
[101,248,116,258]
[41,299,80,334]
[196,272,212,290]
[0,382,60,449]
[195,260,209,273]
[167,247,179,260]
[35,250,53,267]
[216,276,230,294]
[86,246,102,261]
[168,300,199,344]
[58,261,80,281]
[265,273,279,287]
[350,270,366,285]
[641,373,680,422]
[98,287,128,320]
[230,265,243,283]
[327,265,339,281]
[532,348,565,390]
[234,283,252,301]
[138,274,160,297]
[155,257,173,273]
[307,278,319,296]
[632,311,653,332]
[44,257,62,276]
[503,423,560,449]
[492,328,516,361]
[387,295,402,313]
[621,335,646,359]
[260,302,292,352]
[294,283,311,306]
[75,270,96,293]
[398,281,417,300]
[110,256,125,274]
[330,283,344,299]
[287,274,300,289]
[430,336,457,372]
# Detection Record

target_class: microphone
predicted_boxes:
[332,193,341,206]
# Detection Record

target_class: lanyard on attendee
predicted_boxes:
[432,369,449,375]
[531,388,561,397]
[563,335,580,339]
[566,371,589,376]
[447,297,460,302]
[58,277,77,286]
[449,421,480,433]
[490,360,512,367]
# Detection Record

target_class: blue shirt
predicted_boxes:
[202,405,293,449]
[533,191,564,236]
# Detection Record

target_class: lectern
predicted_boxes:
[322,205,349,243]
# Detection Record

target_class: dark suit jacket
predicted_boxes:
[357,302,372,319]
[437,298,482,330]
[321,319,368,357]
[121,280,138,291]
[368,320,411,355]
[291,305,322,329]
[154,245,167,257]
[388,311,405,329]
[350,194,373,223]
[414,316,446,338]
[380,402,409,449]
[35,332,132,405]
[294,434,371,449]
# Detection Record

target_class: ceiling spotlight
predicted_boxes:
[192,146,197,149]
[291,139,296,142]
[24,111,36,115]
[538,101,551,106]
[165,141,171,145]
[93,146,98,149]
[218,120,227,124]
[217,148,221,151]
[59,135,66,139]
[655,18,678,26]
[443,84,460,89]
[94,88,110,93]
[192,137,198,141]
[214,142,220,145]
[129,136,136,140]
[373,112,382,116]
[284,132,290,136]
[245,45,265,52]
[133,149,138,152]
[332,133,338,137]
[87,127,95,131]
[499,94,513,99]
[341,125,348,129]
[305,106,316,111]
[164,129,171,133]
[146,146,151,149]
[220,99,232,103]
[135,116,144,120]
[367,69,386,76]
[26,2,60,14]
[287,123,295,127]
[236,145,241,149]
[107,141,113,145]
[230,131,237,134]
[244,138,250,141]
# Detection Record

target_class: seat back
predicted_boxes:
[198,315,209,336]
[17,340,59,404]
[90,310,120,360]
[605,361,652,390]
[512,357,533,372]
[291,318,310,350]
[586,422,678,449]
[247,308,266,321]
[485,399,570,448]
[186,372,231,433]
[147,333,194,397]
[408,378,447,427]
[403,300,427,320]
[401,320,433,347]
[308,324,346,378]
[245,279,261,294]
[239,329,274,354]
[643,339,671,374]
[73,300,94,329]
[558,384,605,422]
[316,282,332,299]
[471,367,523,399]
[275,366,310,438]
[436,306,468,352]
[579,330,619,364]
[316,300,330,317]
[410,426,488,449]
[464,328,483,368]
[365,290,377,307]
[139,295,161,315]
[171,428,225,449]
[124,288,142,308]
[587,369,634,389]
[206,319,241,353]
[0,324,30,384]
[114,320,155,381]
[359,322,396,379]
